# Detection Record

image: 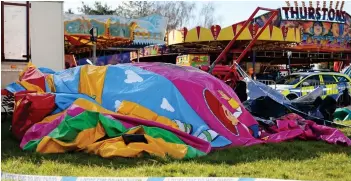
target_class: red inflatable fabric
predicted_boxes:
[19,67,46,92]
[12,91,56,140]
[1,89,11,96]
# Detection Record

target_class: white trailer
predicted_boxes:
[1,1,64,88]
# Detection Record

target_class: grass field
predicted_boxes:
[1,119,351,181]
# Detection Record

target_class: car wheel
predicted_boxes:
[286,94,298,100]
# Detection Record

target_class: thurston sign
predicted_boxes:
[280,7,347,23]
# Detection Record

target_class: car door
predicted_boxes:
[321,74,338,98]
[299,75,320,96]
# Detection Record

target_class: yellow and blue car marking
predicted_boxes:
[278,72,351,101]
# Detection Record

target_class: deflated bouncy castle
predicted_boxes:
[4,63,351,159]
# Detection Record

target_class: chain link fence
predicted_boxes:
[257,80,277,89]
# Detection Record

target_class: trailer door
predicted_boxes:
[1,1,31,88]
[1,1,30,62]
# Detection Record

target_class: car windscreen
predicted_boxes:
[275,74,307,85]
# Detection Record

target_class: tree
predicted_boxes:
[76,1,217,31]
[115,1,197,30]
[154,1,197,30]
[197,2,219,28]
[116,1,157,18]
[77,1,115,15]
[65,8,74,14]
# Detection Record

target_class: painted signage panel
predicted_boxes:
[280,7,347,23]
[176,54,210,67]
[64,14,168,44]
[281,13,351,51]
[168,8,350,52]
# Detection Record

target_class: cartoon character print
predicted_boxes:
[174,119,222,143]
[204,89,252,136]
[312,22,324,36]
[256,12,281,28]
[197,129,219,143]
[173,119,193,134]
[218,90,243,120]
[218,90,261,138]
[173,118,223,143]
[331,23,341,37]
[173,118,222,144]
[346,22,351,38]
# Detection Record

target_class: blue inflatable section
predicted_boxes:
[51,93,98,115]
[5,83,26,93]
[101,64,231,147]
[38,67,56,74]
[53,66,81,93]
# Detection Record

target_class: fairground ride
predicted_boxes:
[201,7,281,88]
[168,1,350,88]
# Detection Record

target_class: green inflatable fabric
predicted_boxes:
[333,108,351,121]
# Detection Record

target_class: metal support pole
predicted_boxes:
[92,42,97,65]
[252,51,256,80]
[137,50,139,63]
[288,56,291,75]
[89,26,98,65]
[287,51,292,75]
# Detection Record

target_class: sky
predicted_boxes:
[64,1,351,28]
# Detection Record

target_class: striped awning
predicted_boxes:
[64,35,133,54]
[132,39,166,46]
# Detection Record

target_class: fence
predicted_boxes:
[257,79,346,88]
[257,80,277,89]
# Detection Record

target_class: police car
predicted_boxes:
[342,65,351,78]
[270,72,351,105]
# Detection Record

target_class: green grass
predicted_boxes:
[2,119,351,181]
